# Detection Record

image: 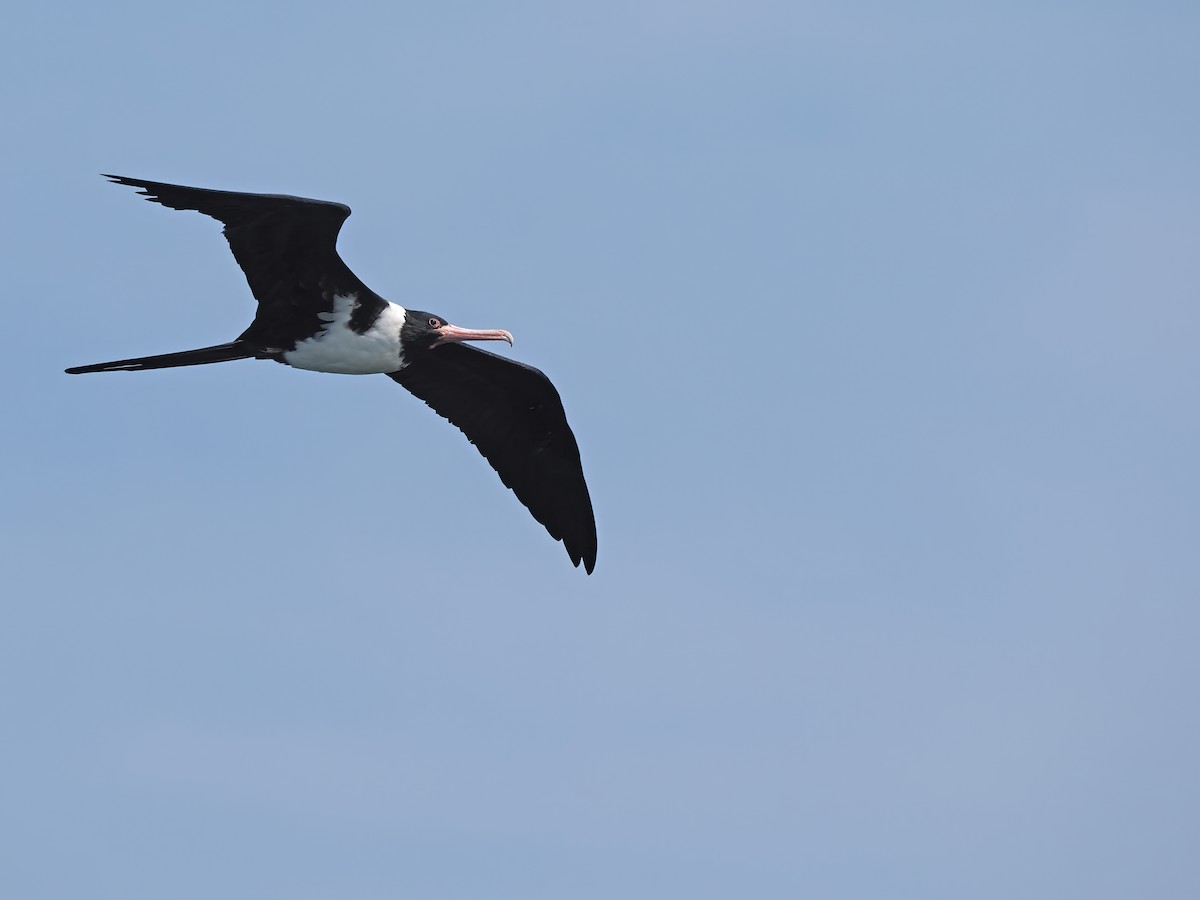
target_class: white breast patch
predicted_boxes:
[283,294,408,375]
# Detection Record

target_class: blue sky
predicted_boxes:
[2,2,1198,897]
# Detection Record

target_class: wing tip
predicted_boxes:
[101,173,170,206]
[569,539,597,575]
[100,172,352,218]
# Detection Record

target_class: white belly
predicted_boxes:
[283,295,408,374]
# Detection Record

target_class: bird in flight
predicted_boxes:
[68,175,596,573]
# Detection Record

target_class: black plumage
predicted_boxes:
[101,174,381,353]
[68,175,597,573]
[392,344,596,573]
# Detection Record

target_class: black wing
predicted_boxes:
[391,344,597,573]
[102,174,383,351]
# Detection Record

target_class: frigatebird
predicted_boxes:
[67,175,597,573]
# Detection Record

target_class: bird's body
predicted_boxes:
[285,294,410,374]
[68,175,597,573]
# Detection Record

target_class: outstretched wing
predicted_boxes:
[391,344,597,573]
[102,174,382,350]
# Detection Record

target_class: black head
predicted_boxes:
[400,309,514,357]
[400,310,451,355]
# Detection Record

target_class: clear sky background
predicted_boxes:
[2,2,1197,898]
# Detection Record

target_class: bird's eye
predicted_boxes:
[428,317,441,328]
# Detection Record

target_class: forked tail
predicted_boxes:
[65,341,261,374]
